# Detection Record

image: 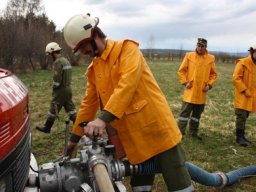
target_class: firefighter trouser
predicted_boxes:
[178,102,205,135]
[131,144,194,192]
[48,86,77,123]
[235,108,249,133]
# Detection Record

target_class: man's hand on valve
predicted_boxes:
[84,118,106,137]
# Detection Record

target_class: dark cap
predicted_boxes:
[197,38,207,46]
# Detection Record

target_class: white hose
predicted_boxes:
[93,164,115,192]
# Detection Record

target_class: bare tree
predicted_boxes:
[178,43,183,61]
[147,35,155,60]
[0,0,59,72]
[0,16,18,71]
[0,0,79,72]
[6,0,42,18]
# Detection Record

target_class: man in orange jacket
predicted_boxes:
[177,38,217,140]
[63,13,194,192]
[232,42,256,147]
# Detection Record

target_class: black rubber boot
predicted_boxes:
[190,132,203,141]
[236,130,251,147]
[36,119,54,133]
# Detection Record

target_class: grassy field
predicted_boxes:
[18,59,256,192]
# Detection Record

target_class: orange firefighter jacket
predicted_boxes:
[178,51,217,104]
[72,39,182,164]
[233,55,256,112]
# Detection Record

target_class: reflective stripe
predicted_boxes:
[190,117,199,122]
[170,185,194,192]
[63,65,72,70]
[178,117,189,121]
[53,81,60,86]
[68,110,77,115]
[132,185,152,192]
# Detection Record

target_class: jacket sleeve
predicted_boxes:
[104,41,144,119]
[233,60,247,92]
[178,54,189,84]
[71,73,99,137]
[208,57,217,86]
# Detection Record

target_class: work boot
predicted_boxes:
[236,129,251,147]
[190,132,203,141]
[36,119,54,133]
[236,135,251,147]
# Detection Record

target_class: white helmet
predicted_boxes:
[64,13,99,53]
[45,42,62,55]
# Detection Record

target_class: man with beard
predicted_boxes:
[177,38,217,140]
[63,13,194,192]
[232,42,256,147]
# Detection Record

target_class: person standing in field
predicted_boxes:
[177,38,217,140]
[63,13,194,192]
[36,42,77,133]
[232,42,256,147]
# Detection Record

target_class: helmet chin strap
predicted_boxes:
[90,39,99,56]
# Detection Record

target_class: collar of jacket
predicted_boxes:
[87,39,115,69]
[249,53,256,64]
[91,39,115,62]
[87,39,139,70]
[237,55,255,68]
[95,39,139,61]
[100,39,115,61]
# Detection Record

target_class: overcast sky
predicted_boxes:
[1,0,256,53]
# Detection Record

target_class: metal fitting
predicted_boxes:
[215,171,228,188]
[88,154,108,171]
[111,160,126,181]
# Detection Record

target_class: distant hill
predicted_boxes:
[141,49,248,57]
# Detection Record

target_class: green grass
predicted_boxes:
[18,60,256,192]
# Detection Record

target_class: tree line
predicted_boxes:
[0,0,82,73]
[0,0,240,73]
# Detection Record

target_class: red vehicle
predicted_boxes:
[0,68,37,192]
[0,68,122,192]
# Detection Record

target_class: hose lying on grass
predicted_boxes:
[185,162,256,187]
[128,159,256,188]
